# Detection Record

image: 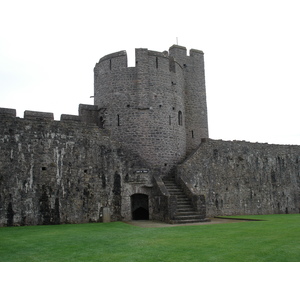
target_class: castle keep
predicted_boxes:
[90,45,208,173]
[0,45,299,226]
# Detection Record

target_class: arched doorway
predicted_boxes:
[131,194,149,220]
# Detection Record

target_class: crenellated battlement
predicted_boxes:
[96,50,128,72]
[98,50,127,63]
[0,104,101,124]
[94,45,204,75]
[60,114,82,122]
[0,107,17,117]
[24,110,54,121]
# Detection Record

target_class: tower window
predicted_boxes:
[192,130,194,138]
[169,116,171,125]
[117,114,120,126]
[178,111,183,125]
[99,116,104,129]
[109,59,112,70]
[156,57,158,69]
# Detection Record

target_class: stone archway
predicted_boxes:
[131,193,149,220]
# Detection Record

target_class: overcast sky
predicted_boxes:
[1,0,300,145]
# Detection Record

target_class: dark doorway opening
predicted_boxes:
[133,207,149,220]
[131,194,149,220]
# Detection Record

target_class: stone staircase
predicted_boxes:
[163,177,204,223]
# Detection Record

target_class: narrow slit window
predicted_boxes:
[109,59,112,70]
[169,115,171,125]
[117,114,120,126]
[99,116,104,129]
[156,57,158,69]
[178,111,183,125]
[192,130,194,138]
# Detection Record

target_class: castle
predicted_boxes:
[1,45,300,226]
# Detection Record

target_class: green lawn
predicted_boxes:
[0,214,299,262]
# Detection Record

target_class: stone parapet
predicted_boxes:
[24,110,54,121]
[60,114,81,122]
[0,107,16,117]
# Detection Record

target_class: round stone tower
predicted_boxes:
[93,45,208,174]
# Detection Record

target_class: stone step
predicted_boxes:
[169,191,185,195]
[163,177,204,224]
[166,188,183,192]
[177,204,193,208]
[174,213,203,219]
[176,211,198,215]
[168,191,186,195]
[177,201,192,205]
[177,210,194,213]
[175,219,204,224]
[174,218,203,223]
[177,203,193,208]
[177,199,192,202]
[177,205,194,209]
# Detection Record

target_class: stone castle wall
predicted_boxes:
[0,111,153,226]
[177,139,300,217]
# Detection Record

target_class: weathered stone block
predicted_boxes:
[24,110,54,120]
[0,107,16,117]
[102,207,111,223]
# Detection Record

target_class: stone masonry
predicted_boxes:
[0,45,299,226]
[93,45,208,174]
[0,111,154,226]
[177,139,300,217]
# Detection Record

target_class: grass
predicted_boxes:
[0,214,299,261]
